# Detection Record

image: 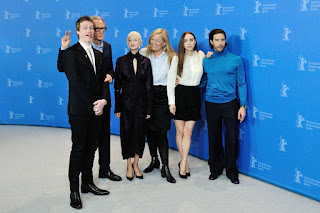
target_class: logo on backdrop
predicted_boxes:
[95,9,109,18]
[27,61,32,71]
[5,44,22,54]
[240,27,247,40]
[204,27,210,39]
[29,96,34,104]
[280,82,289,97]
[65,10,80,20]
[143,28,148,38]
[25,28,31,37]
[251,106,273,120]
[173,28,178,39]
[298,56,320,72]
[123,9,139,18]
[38,79,53,88]
[183,5,200,16]
[301,0,310,11]
[35,11,51,19]
[300,0,320,12]
[252,53,275,67]
[296,113,320,131]
[250,155,272,171]
[58,97,64,105]
[294,168,320,188]
[282,27,291,41]
[114,28,119,38]
[3,10,21,19]
[36,46,52,55]
[9,111,25,120]
[153,7,168,18]
[216,3,235,15]
[56,28,61,37]
[298,56,307,71]
[40,113,55,121]
[253,0,277,14]
[7,78,23,87]
[279,137,287,152]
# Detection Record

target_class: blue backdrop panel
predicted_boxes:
[1,0,319,201]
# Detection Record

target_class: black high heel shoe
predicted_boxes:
[133,164,143,179]
[178,162,190,177]
[178,162,187,179]
[126,165,134,181]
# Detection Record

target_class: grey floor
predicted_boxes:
[0,125,319,213]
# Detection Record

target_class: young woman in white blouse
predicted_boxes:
[140,28,178,183]
[167,32,205,178]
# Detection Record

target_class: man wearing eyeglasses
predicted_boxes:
[58,15,121,182]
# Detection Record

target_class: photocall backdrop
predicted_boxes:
[1,0,319,201]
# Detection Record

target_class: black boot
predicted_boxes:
[70,192,82,209]
[143,157,160,173]
[161,165,176,183]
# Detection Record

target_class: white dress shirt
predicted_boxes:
[140,48,178,87]
[79,41,96,73]
[167,50,205,105]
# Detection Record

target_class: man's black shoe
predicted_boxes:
[99,170,122,181]
[70,192,82,209]
[230,177,240,184]
[81,183,109,195]
[209,173,219,180]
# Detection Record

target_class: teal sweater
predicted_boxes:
[202,48,247,106]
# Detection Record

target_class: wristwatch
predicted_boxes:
[240,105,247,109]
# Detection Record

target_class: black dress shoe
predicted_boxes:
[161,165,176,183]
[143,157,160,173]
[209,173,219,180]
[230,177,240,184]
[70,192,82,209]
[81,183,109,195]
[99,170,122,181]
[178,162,187,179]
[126,175,134,181]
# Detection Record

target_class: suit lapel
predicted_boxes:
[77,42,95,75]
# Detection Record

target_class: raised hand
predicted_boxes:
[61,30,71,49]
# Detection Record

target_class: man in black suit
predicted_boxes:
[58,15,110,209]
[58,15,121,182]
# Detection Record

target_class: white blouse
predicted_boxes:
[140,48,178,87]
[167,50,205,105]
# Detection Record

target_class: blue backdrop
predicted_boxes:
[1,0,319,201]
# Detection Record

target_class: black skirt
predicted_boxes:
[174,85,201,121]
[147,86,171,132]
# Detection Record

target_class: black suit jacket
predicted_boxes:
[59,42,109,115]
[57,41,114,108]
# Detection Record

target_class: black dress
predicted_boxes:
[114,52,153,159]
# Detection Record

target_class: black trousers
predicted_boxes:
[68,114,100,192]
[205,99,240,178]
[147,129,169,165]
[98,107,111,173]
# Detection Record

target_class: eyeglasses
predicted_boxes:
[94,27,107,32]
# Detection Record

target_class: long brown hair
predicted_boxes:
[177,32,198,77]
[146,28,176,66]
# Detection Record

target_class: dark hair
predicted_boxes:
[76,15,93,31]
[177,32,198,77]
[208,29,227,49]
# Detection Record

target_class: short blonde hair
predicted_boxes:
[126,31,142,47]
[146,28,176,66]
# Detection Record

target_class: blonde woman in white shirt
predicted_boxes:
[140,28,178,183]
[167,32,205,178]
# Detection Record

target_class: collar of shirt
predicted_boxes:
[210,47,228,58]
[92,41,104,53]
[151,51,166,60]
[79,41,92,52]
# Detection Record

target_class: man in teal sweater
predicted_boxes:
[202,29,247,184]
